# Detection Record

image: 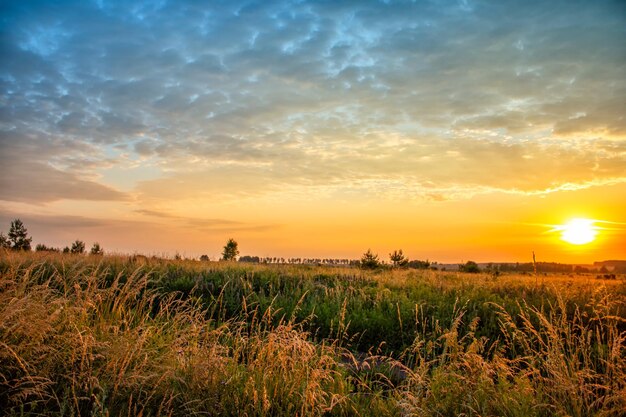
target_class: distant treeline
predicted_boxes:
[239,256,354,265]
[5,218,623,273]
[485,262,626,274]
[237,255,434,269]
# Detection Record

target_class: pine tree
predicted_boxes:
[360,249,380,269]
[389,249,408,268]
[8,219,32,251]
[70,240,85,254]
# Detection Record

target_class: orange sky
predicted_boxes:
[2,180,624,263]
[1,1,625,263]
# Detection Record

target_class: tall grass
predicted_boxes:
[1,251,624,416]
[398,291,626,416]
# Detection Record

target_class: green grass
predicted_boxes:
[1,251,625,416]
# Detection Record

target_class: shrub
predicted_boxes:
[89,242,103,255]
[0,233,9,249]
[35,244,60,252]
[460,260,480,273]
[407,259,430,269]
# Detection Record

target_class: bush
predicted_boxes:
[89,242,103,255]
[459,260,480,273]
[407,259,430,269]
[35,244,60,252]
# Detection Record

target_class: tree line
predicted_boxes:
[1,220,447,271]
[233,246,434,270]
[0,219,104,255]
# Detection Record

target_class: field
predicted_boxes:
[1,251,625,416]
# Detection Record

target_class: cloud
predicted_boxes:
[0,207,278,251]
[0,0,624,204]
[0,160,128,203]
[0,212,109,230]
[0,132,128,203]
[133,209,279,232]
[135,134,626,201]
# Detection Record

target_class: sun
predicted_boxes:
[558,218,597,245]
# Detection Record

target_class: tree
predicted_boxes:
[36,244,59,252]
[407,259,430,269]
[90,242,103,256]
[574,265,590,274]
[8,219,32,251]
[239,255,260,263]
[199,254,210,261]
[389,249,408,268]
[70,240,85,254]
[62,246,70,254]
[360,249,380,269]
[222,238,239,261]
[459,260,480,273]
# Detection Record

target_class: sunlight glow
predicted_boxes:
[559,218,597,245]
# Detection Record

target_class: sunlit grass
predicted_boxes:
[1,251,624,416]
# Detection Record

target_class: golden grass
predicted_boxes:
[1,251,624,416]
[0,254,354,416]
[398,289,626,417]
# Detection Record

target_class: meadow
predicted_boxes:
[1,251,625,416]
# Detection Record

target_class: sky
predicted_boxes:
[0,0,625,263]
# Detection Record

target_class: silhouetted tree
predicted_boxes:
[70,240,85,254]
[389,249,408,268]
[8,219,32,251]
[239,255,260,263]
[574,265,590,274]
[360,249,380,269]
[459,260,480,273]
[90,242,103,256]
[199,254,210,261]
[62,246,70,254]
[407,259,430,269]
[35,244,60,252]
[222,238,239,261]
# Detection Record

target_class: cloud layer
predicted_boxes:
[1,0,625,205]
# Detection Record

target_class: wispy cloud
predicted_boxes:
[0,207,278,251]
[134,209,279,232]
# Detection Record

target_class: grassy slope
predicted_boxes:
[1,251,625,416]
